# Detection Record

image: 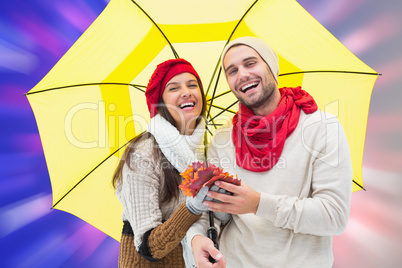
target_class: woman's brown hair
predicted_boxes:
[112,78,207,204]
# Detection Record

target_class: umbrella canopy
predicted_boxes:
[26,0,378,240]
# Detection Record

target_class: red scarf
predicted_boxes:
[232,86,317,172]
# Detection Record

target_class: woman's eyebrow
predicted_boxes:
[165,82,179,88]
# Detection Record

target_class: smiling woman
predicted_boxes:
[162,72,204,135]
[111,58,209,267]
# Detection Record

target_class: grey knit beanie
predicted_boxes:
[221,36,279,82]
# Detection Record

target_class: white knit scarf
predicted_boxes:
[146,114,206,173]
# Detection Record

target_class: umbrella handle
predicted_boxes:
[208,211,219,263]
[207,227,219,263]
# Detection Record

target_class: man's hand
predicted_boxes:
[191,235,226,268]
[204,180,261,214]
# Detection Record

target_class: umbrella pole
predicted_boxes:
[204,122,219,262]
[207,210,219,263]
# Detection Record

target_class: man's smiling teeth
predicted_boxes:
[179,102,195,109]
[241,82,258,92]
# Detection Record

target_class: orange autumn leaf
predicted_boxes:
[179,161,240,197]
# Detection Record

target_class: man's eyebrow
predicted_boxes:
[225,56,259,72]
[225,64,235,72]
[243,56,258,62]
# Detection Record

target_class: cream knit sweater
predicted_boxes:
[187,110,353,268]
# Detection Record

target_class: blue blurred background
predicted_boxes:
[1,0,401,267]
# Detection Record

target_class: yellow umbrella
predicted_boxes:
[26,0,378,240]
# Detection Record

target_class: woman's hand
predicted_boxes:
[185,186,210,215]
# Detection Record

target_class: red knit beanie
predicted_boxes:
[145,58,202,118]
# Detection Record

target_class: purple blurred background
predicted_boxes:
[1,0,401,267]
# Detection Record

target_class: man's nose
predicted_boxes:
[238,66,250,79]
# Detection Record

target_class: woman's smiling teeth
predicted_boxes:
[241,82,258,92]
[179,102,195,109]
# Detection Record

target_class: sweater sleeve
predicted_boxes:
[256,115,353,236]
[146,202,201,260]
[116,139,201,261]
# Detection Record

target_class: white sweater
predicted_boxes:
[115,137,186,249]
[187,110,352,268]
[115,115,205,250]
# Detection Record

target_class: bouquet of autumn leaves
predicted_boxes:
[179,161,241,198]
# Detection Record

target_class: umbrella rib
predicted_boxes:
[206,0,259,96]
[206,67,222,118]
[130,0,179,58]
[208,100,239,124]
[353,179,366,191]
[225,0,259,45]
[205,125,214,136]
[210,104,236,114]
[208,103,236,130]
[279,70,380,76]
[24,83,146,95]
[51,135,140,209]
[208,90,232,100]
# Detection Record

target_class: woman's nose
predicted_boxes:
[181,87,192,97]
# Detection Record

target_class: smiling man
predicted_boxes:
[224,43,279,116]
[187,37,353,268]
